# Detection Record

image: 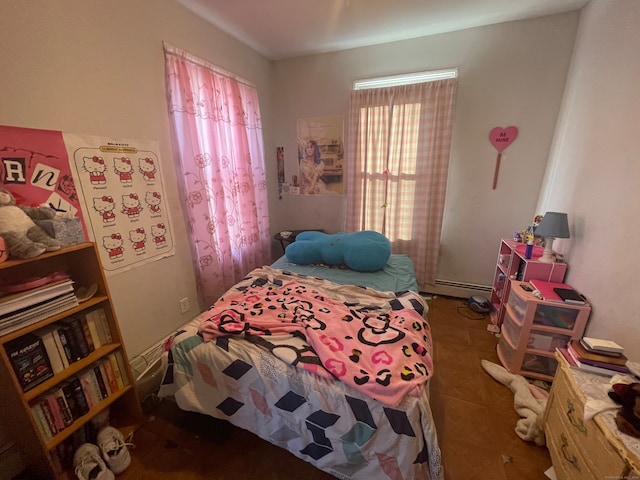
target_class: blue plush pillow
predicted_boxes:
[285,231,391,272]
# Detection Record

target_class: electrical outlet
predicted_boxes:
[179,297,190,314]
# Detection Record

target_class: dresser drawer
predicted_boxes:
[545,424,589,480]
[546,366,628,479]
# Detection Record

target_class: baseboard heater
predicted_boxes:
[421,279,492,298]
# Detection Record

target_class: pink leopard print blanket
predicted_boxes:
[198,267,433,407]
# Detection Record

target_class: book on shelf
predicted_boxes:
[31,402,53,441]
[41,389,66,433]
[33,326,66,375]
[582,336,624,355]
[85,308,112,345]
[553,287,586,305]
[107,353,124,390]
[79,316,95,353]
[77,369,100,408]
[6,333,54,392]
[60,376,90,420]
[50,327,70,369]
[101,358,119,393]
[58,317,89,362]
[84,311,102,349]
[114,350,129,386]
[49,385,74,427]
[93,364,110,398]
[562,344,631,376]
[38,397,58,435]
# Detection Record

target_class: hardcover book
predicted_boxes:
[570,340,627,366]
[582,337,624,354]
[553,287,586,305]
[6,333,53,391]
[58,317,89,360]
[565,343,631,375]
[61,376,89,419]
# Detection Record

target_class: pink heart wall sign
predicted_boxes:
[489,126,519,190]
[489,126,518,152]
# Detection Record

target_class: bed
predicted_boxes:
[158,254,443,480]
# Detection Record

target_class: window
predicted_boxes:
[346,71,458,285]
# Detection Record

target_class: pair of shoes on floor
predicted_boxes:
[74,426,133,480]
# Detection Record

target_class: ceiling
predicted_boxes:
[177,0,589,60]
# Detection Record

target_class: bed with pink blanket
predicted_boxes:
[158,265,443,479]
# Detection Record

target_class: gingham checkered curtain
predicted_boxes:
[345,79,457,285]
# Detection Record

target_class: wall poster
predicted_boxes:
[65,134,175,276]
[296,116,344,195]
[0,125,87,234]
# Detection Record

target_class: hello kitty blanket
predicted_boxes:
[197,267,433,406]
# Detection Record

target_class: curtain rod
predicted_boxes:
[163,41,255,88]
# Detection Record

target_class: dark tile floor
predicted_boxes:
[118,296,552,479]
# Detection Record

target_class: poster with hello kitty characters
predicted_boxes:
[64,134,175,275]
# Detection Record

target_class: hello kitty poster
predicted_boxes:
[65,133,175,275]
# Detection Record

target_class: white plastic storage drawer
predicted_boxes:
[502,311,522,346]
[497,336,516,368]
[532,304,579,330]
[507,287,527,322]
[527,331,571,352]
[521,353,558,377]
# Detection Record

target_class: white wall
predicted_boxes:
[537,0,640,362]
[0,0,273,357]
[269,13,579,290]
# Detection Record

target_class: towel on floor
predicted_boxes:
[481,359,548,446]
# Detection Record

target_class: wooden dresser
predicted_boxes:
[543,352,640,479]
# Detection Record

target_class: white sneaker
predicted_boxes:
[74,443,115,480]
[96,426,133,474]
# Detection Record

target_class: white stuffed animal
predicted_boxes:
[0,188,63,259]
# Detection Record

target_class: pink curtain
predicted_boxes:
[345,79,457,286]
[164,44,271,308]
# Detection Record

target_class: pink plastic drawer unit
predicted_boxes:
[489,238,568,329]
[496,280,591,381]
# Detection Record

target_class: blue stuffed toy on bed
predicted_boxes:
[285,230,391,272]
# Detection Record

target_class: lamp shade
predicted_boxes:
[535,212,570,239]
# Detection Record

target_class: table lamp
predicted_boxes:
[534,212,570,263]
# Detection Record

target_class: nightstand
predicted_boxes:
[542,352,640,479]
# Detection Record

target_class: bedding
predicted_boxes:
[270,253,419,293]
[159,265,443,479]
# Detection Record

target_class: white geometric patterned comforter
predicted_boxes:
[158,270,443,480]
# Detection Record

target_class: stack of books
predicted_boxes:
[0,276,78,335]
[559,337,630,376]
[30,351,129,441]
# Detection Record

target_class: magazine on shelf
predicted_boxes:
[0,294,79,335]
[0,279,74,316]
